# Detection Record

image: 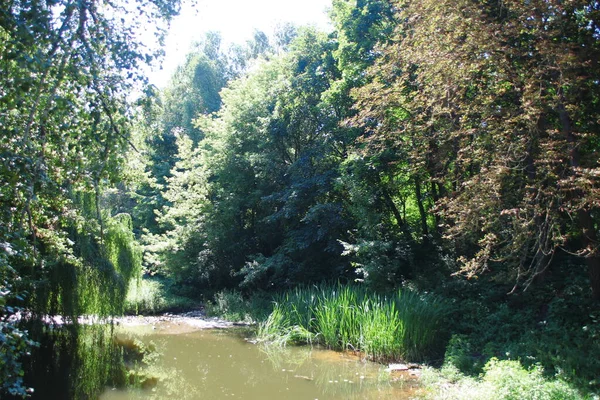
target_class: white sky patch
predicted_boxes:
[147,0,333,87]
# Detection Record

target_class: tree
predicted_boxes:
[328,0,443,288]
[162,32,229,143]
[354,0,600,298]
[135,30,280,241]
[152,28,356,290]
[0,0,180,394]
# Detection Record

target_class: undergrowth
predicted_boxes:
[420,358,586,400]
[204,290,272,323]
[436,274,600,396]
[124,276,198,315]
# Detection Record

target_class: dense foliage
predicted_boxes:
[0,0,179,396]
[131,0,598,395]
[144,0,599,296]
[354,0,600,297]
[1,0,599,397]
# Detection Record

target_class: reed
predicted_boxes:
[257,283,450,362]
[257,302,315,346]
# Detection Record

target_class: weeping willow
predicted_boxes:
[17,193,142,398]
[31,191,142,318]
[77,212,142,317]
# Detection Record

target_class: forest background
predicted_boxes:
[1,0,599,398]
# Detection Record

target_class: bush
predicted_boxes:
[435,274,600,395]
[124,277,198,315]
[444,334,484,375]
[204,290,272,323]
[421,358,585,400]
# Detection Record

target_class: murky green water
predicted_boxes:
[100,322,419,400]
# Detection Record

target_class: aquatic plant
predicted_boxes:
[258,303,315,346]
[258,283,450,362]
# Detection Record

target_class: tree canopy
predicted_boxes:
[0,0,180,395]
[131,0,599,300]
[2,0,599,396]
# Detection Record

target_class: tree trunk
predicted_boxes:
[588,255,600,302]
[379,179,414,244]
[381,186,404,227]
[558,99,599,300]
[414,177,429,238]
[579,208,600,301]
[430,181,442,235]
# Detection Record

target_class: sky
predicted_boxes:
[147,0,333,87]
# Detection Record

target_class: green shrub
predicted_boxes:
[205,290,272,323]
[124,277,198,315]
[435,276,600,396]
[444,334,484,375]
[421,358,585,400]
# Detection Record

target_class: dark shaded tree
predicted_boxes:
[353,0,600,298]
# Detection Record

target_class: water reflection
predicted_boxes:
[18,322,127,400]
[101,323,419,400]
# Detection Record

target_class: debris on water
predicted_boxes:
[294,375,313,381]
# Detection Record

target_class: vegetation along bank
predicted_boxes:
[1,0,599,399]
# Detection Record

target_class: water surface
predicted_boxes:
[100,322,419,400]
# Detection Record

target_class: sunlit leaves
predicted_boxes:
[0,0,180,395]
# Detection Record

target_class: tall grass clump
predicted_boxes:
[314,291,342,348]
[257,283,450,362]
[360,299,402,361]
[394,290,449,360]
[257,303,314,346]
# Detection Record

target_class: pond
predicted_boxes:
[100,321,420,400]
[18,318,420,399]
